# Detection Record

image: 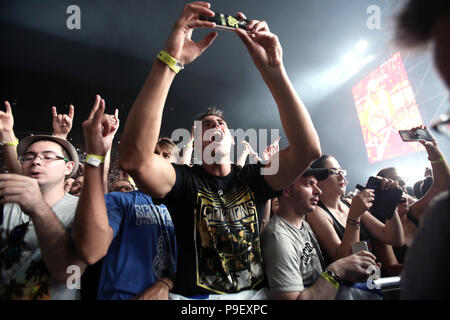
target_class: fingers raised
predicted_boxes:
[88,95,102,119]
[4,101,12,114]
[92,98,105,125]
[236,12,247,20]
[68,104,75,118]
[51,106,58,118]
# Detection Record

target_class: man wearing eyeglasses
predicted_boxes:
[0,135,85,299]
[108,178,135,193]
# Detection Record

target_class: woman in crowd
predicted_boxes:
[306,155,404,267]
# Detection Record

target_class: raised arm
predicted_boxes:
[235,15,321,190]
[102,108,119,193]
[236,140,261,167]
[73,95,119,265]
[0,101,21,174]
[119,2,217,198]
[409,131,450,221]
[52,104,74,140]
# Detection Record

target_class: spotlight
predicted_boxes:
[356,40,368,53]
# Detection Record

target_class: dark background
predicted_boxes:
[1,0,449,188]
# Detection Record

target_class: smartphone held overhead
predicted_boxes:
[399,128,434,142]
[199,13,249,32]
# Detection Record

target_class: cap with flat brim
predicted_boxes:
[302,168,329,181]
[17,135,79,178]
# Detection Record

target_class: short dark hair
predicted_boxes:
[310,154,333,169]
[157,137,178,154]
[376,167,397,179]
[395,0,450,48]
[195,107,226,122]
[108,178,134,192]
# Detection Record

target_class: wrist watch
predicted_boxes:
[85,154,105,167]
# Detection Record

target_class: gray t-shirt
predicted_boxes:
[0,193,79,300]
[261,214,324,294]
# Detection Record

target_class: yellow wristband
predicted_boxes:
[429,155,445,164]
[85,154,105,167]
[5,138,19,147]
[321,270,340,289]
[157,50,184,74]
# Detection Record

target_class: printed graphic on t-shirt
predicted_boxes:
[134,203,174,227]
[194,184,264,294]
[133,203,176,278]
[0,228,52,300]
[152,231,173,279]
[301,242,316,266]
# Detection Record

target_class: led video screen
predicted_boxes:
[352,53,424,164]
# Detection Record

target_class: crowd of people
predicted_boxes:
[0,0,449,300]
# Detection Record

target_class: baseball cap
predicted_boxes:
[302,168,329,181]
[17,135,79,178]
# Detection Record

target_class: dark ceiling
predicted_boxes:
[1,0,449,187]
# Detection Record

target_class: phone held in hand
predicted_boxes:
[399,127,433,142]
[199,13,249,32]
[364,176,403,222]
[351,241,369,254]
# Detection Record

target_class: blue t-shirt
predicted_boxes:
[97,190,177,300]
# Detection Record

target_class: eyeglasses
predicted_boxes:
[328,168,347,177]
[19,152,69,164]
[110,185,134,192]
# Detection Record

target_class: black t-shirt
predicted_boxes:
[162,163,280,296]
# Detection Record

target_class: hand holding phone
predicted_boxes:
[199,13,249,32]
[363,176,403,221]
[399,127,434,142]
[351,241,369,254]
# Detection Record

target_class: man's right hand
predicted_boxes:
[163,2,218,65]
[82,95,119,156]
[52,104,74,140]
[329,251,380,284]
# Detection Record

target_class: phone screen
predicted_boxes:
[199,13,249,32]
[399,128,433,142]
